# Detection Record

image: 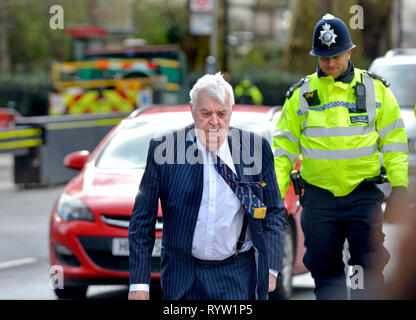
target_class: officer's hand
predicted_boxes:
[384,186,409,224]
[128,290,149,300]
[268,273,277,292]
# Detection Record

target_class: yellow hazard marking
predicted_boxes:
[0,128,42,140]
[165,83,181,91]
[152,59,180,68]
[45,118,124,130]
[0,138,43,150]
[54,79,149,91]
[97,118,125,127]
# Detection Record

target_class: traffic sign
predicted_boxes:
[190,13,213,35]
[190,0,213,13]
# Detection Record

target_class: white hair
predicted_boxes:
[189,72,235,112]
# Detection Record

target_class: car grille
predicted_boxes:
[100,215,163,230]
[101,215,130,228]
[78,236,160,273]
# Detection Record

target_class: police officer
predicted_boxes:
[234,78,263,105]
[273,14,409,299]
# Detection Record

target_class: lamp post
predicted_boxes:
[210,0,218,62]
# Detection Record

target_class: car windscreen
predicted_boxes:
[95,112,272,169]
[371,64,416,108]
[95,117,192,169]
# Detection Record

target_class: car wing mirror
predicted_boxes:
[63,150,90,170]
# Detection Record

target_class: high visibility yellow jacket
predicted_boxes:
[234,80,263,105]
[273,67,409,198]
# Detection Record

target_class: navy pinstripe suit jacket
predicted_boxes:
[128,124,287,299]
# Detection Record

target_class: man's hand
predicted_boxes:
[384,186,409,224]
[128,290,149,300]
[268,273,277,292]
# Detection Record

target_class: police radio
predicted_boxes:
[354,82,366,113]
[290,169,306,196]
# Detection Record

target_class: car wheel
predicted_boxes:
[54,286,88,299]
[269,222,295,300]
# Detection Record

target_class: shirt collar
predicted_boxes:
[195,131,229,160]
[317,60,355,83]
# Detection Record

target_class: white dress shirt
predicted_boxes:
[191,137,253,260]
[130,136,277,293]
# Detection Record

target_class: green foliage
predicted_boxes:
[230,68,300,106]
[6,0,88,73]
[1,0,190,115]
[132,2,168,44]
[132,0,187,45]
[240,48,267,69]
[0,73,51,116]
[0,0,304,111]
[1,0,91,115]
[228,45,299,106]
[230,45,283,72]
[9,3,51,71]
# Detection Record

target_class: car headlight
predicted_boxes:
[57,193,94,222]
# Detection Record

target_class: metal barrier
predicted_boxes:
[0,126,43,153]
[0,112,128,186]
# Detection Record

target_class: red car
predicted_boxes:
[49,105,307,299]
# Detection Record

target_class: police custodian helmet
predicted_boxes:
[310,14,356,58]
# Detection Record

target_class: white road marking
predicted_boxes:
[0,257,37,270]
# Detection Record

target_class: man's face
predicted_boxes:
[318,50,351,79]
[191,90,232,151]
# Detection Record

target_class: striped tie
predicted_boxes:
[211,153,267,219]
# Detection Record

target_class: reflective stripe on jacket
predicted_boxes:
[273,67,408,198]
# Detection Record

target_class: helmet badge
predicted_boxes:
[319,23,337,47]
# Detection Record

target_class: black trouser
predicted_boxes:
[300,182,390,300]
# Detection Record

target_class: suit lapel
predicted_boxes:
[184,124,204,209]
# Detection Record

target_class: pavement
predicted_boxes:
[0,153,14,190]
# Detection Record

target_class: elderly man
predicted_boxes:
[128,72,287,300]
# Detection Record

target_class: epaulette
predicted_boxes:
[286,78,306,99]
[365,71,390,87]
